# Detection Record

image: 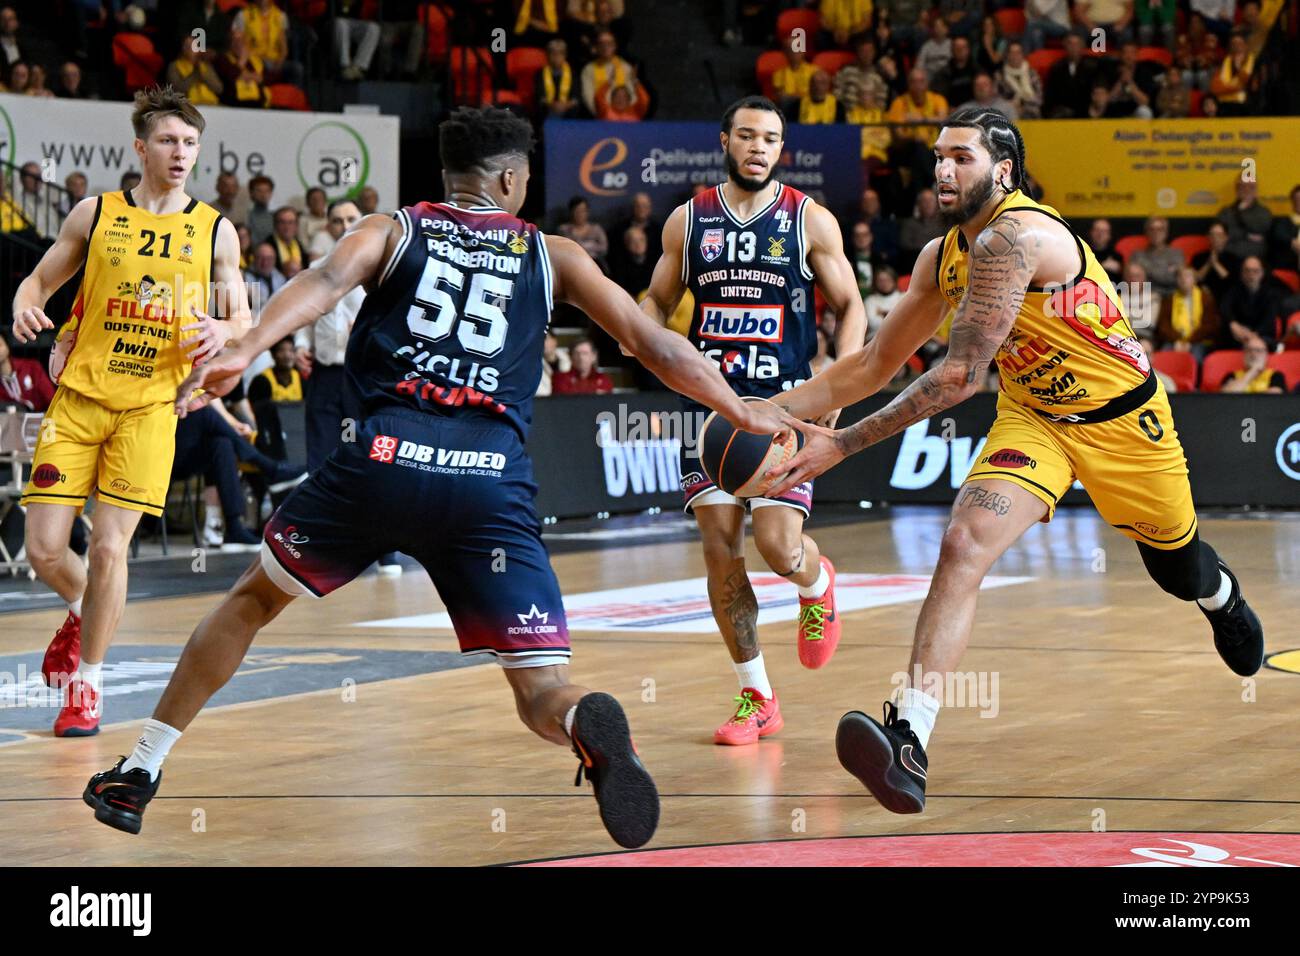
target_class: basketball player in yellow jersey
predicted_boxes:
[10,86,250,737]
[765,107,1264,813]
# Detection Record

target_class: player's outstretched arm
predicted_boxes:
[547,233,788,436]
[775,237,949,420]
[10,197,95,342]
[638,204,688,328]
[175,213,398,415]
[767,214,1042,495]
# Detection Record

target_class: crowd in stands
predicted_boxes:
[0,1,436,112]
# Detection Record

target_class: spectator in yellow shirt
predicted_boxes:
[820,0,873,47]
[887,67,950,144]
[799,69,843,124]
[233,0,304,87]
[772,36,817,112]
[167,35,223,106]
[846,87,891,164]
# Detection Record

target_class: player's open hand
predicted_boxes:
[12,306,54,343]
[734,398,798,445]
[181,307,233,365]
[765,420,844,497]
[175,346,249,418]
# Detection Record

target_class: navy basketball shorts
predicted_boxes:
[259,408,570,668]
[678,433,813,516]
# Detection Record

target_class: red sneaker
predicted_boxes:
[713,688,783,746]
[797,557,841,670]
[41,612,82,688]
[54,679,100,737]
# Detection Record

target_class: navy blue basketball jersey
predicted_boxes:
[345,200,554,440]
[681,183,817,408]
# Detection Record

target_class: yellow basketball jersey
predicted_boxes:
[936,189,1150,416]
[57,191,222,411]
[256,367,303,402]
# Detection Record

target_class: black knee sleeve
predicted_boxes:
[1137,533,1221,602]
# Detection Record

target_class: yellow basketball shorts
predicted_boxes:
[20,386,178,517]
[964,387,1197,550]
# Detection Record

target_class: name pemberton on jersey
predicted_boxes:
[419,218,529,274]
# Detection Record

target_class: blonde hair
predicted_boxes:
[131,85,206,140]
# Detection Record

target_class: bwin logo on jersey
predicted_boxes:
[700,228,724,262]
[699,305,783,342]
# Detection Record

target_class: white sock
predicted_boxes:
[898,687,941,749]
[121,719,182,781]
[67,598,82,618]
[797,563,830,599]
[733,653,773,698]
[1197,570,1233,612]
[78,660,103,695]
[203,503,223,529]
[563,704,578,739]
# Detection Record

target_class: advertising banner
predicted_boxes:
[1019,117,1298,219]
[0,94,400,208]
[543,119,862,223]
[530,393,1300,518]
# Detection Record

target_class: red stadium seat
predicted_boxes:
[755,50,787,99]
[111,33,163,93]
[1170,234,1211,263]
[449,45,495,103]
[776,9,821,49]
[812,51,857,76]
[898,273,911,292]
[507,46,548,103]
[267,83,310,110]
[994,8,1027,37]
[488,89,523,107]
[1284,311,1300,349]
[1188,88,1204,116]
[1272,269,1300,294]
[217,0,246,10]
[1114,234,1149,264]
[907,355,924,374]
[1027,48,1066,83]
[1200,350,1244,392]
[1151,350,1198,392]
[421,3,451,64]
[1268,351,1300,390]
[1137,46,1173,67]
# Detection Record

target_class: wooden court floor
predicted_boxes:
[0,508,1296,866]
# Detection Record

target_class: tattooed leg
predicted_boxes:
[695,503,761,663]
[907,479,1046,679]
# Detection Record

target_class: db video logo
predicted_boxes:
[369,434,398,463]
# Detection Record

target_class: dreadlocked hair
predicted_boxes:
[439,105,536,174]
[940,106,1027,192]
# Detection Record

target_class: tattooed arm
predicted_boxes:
[767,213,1044,495]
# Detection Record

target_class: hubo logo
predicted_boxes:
[297,121,369,201]
[49,886,151,936]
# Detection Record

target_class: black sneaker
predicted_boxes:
[220,523,263,550]
[836,701,928,814]
[1200,561,1264,676]
[83,758,160,835]
[265,462,309,494]
[571,692,659,849]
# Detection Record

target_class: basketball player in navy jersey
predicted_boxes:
[83,106,789,848]
[640,95,867,745]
